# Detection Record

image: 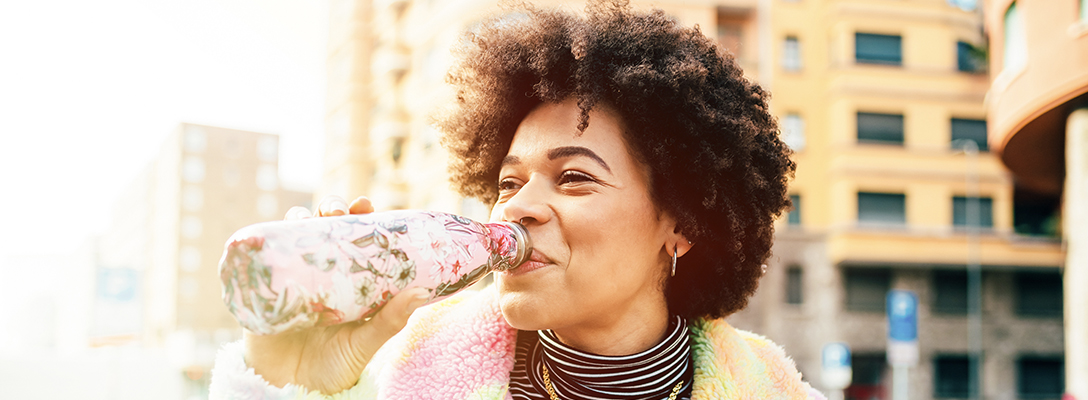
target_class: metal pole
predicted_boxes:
[892,365,909,400]
[1065,108,1088,400]
[960,139,983,400]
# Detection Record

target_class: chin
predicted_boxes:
[496,289,552,331]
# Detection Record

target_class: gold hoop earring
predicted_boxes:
[671,245,678,277]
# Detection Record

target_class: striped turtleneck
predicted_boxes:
[509,315,694,400]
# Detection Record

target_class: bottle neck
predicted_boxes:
[486,222,533,270]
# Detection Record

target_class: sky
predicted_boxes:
[0,0,328,258]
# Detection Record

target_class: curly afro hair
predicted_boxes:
[437,0,795,320]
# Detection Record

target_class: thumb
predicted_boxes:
[352,288,431,353]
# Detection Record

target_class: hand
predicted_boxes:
[243,195,429,394]
[284,194,376,219]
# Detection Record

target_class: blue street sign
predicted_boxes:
[97,267,138,302]
[946,0,977,11]
[822,342,853,390]
[822,342,851,369]
[887,290,918,342]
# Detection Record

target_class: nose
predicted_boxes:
[494,175,552,226]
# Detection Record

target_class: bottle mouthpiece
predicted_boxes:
[496,222,532,271]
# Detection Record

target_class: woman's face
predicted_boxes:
[490,98,680,345]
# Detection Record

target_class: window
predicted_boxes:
[857,112,904,145]
[1015,271,1063,317]
[934,355,977,398]
[782,36,801,71]
[933,270,968,314]
[855,33,902,65]
[1014,187,1061,237]
[182,186,203,212]
[844,268,890,312]
[952,196,994,229]
[782,114,806,151]
[788,194,802,226]
[786,266,803,305]
[845,352,887,400]
[182,157,205,183]
[850,352,887,386]
[957,41,984,73]
[181,216,203,239]
[184,126,207,153]
[717,9,750,60]
[718,23,743,55]
[180,246,201,272]
[951,118,988,152]
[858,192,906,226]
[1017,357,1064,399]
[1004,3,1026,72]
[180,277,199,300]
[257,165,278,191]
[258,136,278,162]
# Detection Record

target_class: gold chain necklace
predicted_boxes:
[541,362,684,400]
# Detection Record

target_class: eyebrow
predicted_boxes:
[500,146,612,173]
[548,146,611,172]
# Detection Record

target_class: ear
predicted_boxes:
[669,235,693,258]
[666,224,694,259]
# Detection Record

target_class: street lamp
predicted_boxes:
[954,138,982,400]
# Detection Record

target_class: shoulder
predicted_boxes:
[688,318,825,400]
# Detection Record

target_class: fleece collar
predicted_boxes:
[361,287,817,400]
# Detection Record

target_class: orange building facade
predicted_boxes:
[985,0,1088,398]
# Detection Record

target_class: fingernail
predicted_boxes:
[408,291,430,310]
[330,199,348,214]
[285,207,310,220]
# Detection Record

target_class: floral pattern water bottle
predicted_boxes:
[218,210,531,335]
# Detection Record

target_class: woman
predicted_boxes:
[210,2,821,399]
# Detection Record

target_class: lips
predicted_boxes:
[504,249,552,275]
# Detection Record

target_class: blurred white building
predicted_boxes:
[0,123,315,400]
[101,123,312,398]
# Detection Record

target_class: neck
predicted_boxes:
[549,300,670,356]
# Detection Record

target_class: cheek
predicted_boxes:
[564,199,662,273]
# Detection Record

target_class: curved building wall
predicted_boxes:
[986,0,1088,193]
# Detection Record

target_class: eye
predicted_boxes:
[557,170,596,185]
[497,178,522,192]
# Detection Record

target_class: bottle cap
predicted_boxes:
[495,222,533,271]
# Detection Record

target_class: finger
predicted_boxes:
[348,196,375,214]
[316,195,350,217]
[242,329,307,388]
[285,206,313,220]
[352,288,430,354]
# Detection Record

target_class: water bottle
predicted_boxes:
[218,210,532,335]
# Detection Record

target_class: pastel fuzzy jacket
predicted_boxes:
[210,287,825,400]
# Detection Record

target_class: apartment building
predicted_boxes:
[97,123,311,398]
